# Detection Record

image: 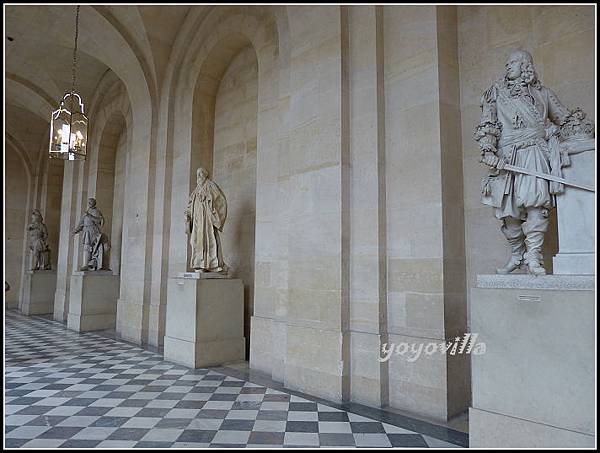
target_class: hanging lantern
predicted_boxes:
[49,6,88,161]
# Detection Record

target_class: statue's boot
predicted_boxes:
[523,208,549,277]
[496,252,524,274]
[497,217,525,274]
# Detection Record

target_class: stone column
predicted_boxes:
[383,5,469,420]
[263,6,351,403]
[53,161,85,322]
[347,5,389,408]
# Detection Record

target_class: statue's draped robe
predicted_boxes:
[477,80,570,220]
[186,179,227,271]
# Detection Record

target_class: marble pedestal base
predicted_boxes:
[67,271,120,332]
[469,274,595,448]
[164,273,245,368]
[552,138,595,275]
[20,270,57,315]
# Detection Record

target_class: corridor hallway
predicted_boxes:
[4,310,466,448]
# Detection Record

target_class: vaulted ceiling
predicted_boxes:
[5,5,196,165]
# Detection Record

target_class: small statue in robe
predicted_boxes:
[185,167,228,273]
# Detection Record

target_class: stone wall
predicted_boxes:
[5,146,29,308]
[212,45,258,357]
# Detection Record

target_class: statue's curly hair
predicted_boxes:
[505,50,541,89]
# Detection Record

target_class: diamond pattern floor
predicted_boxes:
[5,310,462,448]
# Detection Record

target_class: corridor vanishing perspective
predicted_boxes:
[4,3,596,449]
[5,311,465,448]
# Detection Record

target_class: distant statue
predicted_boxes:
[27,209,51,270]
[185,167,228,273]
[475,50,594,276]
[72,197,110,271]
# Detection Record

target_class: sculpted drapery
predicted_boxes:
[185,168,228,273]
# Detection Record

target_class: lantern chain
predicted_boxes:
[70,5,80,99]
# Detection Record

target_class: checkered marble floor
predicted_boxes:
[5,310,462,448]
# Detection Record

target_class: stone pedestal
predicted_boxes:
[164,273,245,368]
[20,270,57,315]
[553,138,595,275]
[469,274,595,447]
[67,271,120,332]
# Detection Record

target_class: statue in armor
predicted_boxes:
[27,209,51,270]
[475,50,594,276]
[72,197,110,271]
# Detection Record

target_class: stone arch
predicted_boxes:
[86,84,132,280]
[165,7,287,360]
[5,135,34,310]
[168,6,283,274]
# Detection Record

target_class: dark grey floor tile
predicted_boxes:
[106,428,149,441]
[60,439,103,448]
[25,415,69,426]
[174,400,207,409]
[318,411,349,422]
[350,421,386,433]
[388,433,429,447]
[220,419,255,431]
[15,405,55,415]
[288,402,318,412]
[248,431,285,444]
[75,406,113,416]
[91,416,130,427]
[5,439,33,448]
[134,441,175,448]
[257,410,288,421]
[37,426,85,439]
[177,429,218,443]
[155,418,192,429]
[285,421,319,433]
[196,409,229,419]
[319,433,356,446]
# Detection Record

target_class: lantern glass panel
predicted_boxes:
[49,93,88,161]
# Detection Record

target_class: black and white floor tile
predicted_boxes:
[5,310,465,448]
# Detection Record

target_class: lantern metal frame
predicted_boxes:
[48,5,89,161]
[49,92,88,160]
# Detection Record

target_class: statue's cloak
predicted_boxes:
[187,179,227,270]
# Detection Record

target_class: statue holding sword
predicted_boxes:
[475,50,595,276]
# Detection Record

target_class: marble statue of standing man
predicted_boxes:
[72,197,110,271]
[185,167,228,273]
[27,209,51,270]
[474,49,594,276]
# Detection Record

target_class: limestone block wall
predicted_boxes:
[5,147,30,308]
[382,5,468,420]
[250,5,471,419]
[110,131,128,275]
[212,45,258,358]
[457,5,596,315]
